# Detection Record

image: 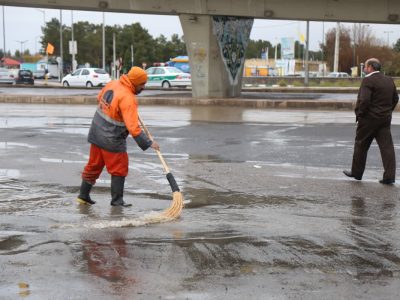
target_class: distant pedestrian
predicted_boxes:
[343,58,399,184]
[76,66,160,207]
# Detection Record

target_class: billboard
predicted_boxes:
[280,37,294,59]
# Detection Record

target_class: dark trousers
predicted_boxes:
[351,115,396,180]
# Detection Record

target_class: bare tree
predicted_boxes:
[323,25,352,73]
[324,24,396,75]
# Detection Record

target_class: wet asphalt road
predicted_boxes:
[1,103,400,299]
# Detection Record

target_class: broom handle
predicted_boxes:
[138,115,170,174]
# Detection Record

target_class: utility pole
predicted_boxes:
[333,22,340,72]
[59,9,63,82]
[321,21,325,76]
[112,31,116,79]
[2,6,5,57]
[71,10,76,72]
[304,20,310,86]
[352,24,356,67]
[102,12,105,70]
[131,44,134,67]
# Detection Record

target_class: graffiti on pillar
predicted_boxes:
[212,16,253,85]
[190,42,207,79]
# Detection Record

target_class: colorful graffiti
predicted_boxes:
[212,16,253,85]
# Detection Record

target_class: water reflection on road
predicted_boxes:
[0,104,400,299]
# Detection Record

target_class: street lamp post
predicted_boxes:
[16,40,28,56]
[35,35,41,54]
[384,31,393,47]
[2,6,5,57]
[352,24,356,67]
[59,9,63,82]
[36,8,45,27]
[102,12,105,70]
[333,22,340,72]
[36,9,46,53]
[71,10,76,72]
[321,21,325,76]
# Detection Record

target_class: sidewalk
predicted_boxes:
[0,83,361,110]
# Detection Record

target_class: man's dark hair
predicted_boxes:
[366,59,381,71]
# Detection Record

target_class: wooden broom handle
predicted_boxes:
[138,115,170,174]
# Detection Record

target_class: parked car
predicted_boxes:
[327,72,350,78]
[15,69,34,85]
[0,68,15,84]
[145,66,191,88]
[33,70,46,79]
[61,68,111,87]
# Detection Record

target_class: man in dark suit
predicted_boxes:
[344,58,399,184]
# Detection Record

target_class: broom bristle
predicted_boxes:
[160,191,184,219]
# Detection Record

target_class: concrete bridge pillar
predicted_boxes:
[179,15,253,98]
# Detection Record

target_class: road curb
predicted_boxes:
[0,94,358,110]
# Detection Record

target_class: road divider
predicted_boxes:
[0,94,365,111]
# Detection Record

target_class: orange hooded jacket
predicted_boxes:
[87,74,152,152]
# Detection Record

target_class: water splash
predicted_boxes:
[59,211,178,229]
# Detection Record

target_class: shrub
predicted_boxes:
[278,79,287,87]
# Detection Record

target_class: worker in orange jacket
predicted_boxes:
[77,67,160,207]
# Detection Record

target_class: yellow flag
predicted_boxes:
[46,43,54,55]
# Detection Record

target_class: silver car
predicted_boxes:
[0,68,15,84]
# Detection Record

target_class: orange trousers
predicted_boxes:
[81,144,129,184]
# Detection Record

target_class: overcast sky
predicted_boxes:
[2,6,400,56]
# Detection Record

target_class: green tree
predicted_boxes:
[245,39,272,59]
[153,34,186,63]
[71,22,101,67]
[393,38,400,52]
[117,23,159,72]
[294,41,304,59]
[41,18,69,60]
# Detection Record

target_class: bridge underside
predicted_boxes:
[1,0,399,24]
[1,0,399,98]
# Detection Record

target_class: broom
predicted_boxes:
[138,115,184,219]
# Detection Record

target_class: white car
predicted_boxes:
[327,72,350,78]
[0,68,15,84]
[145,66,191,88]
[62,68,111,87]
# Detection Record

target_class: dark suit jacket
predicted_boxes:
[355,72,399,119]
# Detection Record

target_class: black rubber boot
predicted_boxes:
[110,176,132,207]
[76,180,96,205]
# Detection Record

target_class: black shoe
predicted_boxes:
[343,170,362,180]
[379,179,395,185]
